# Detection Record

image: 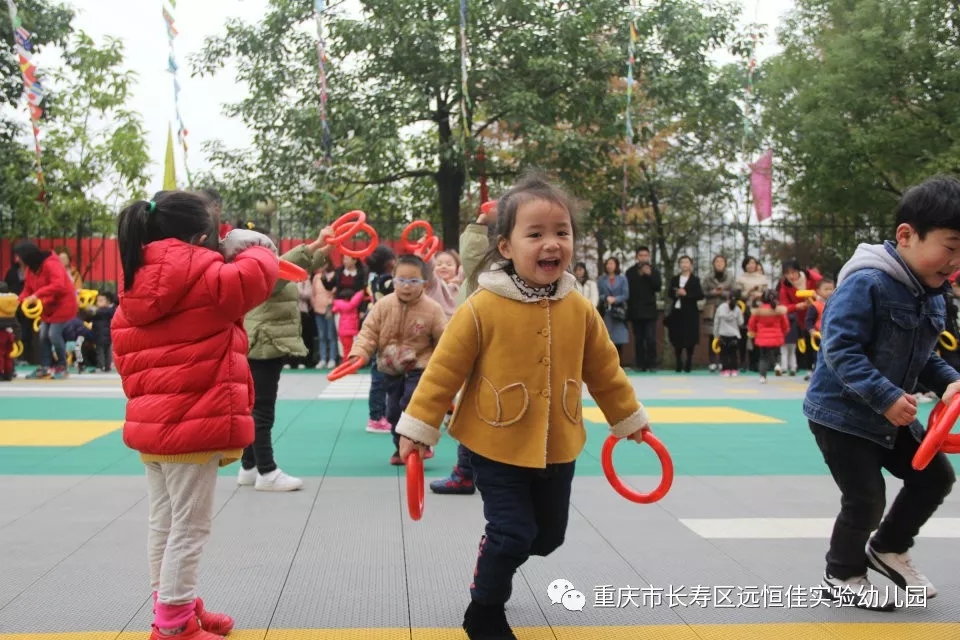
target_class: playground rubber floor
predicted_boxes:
[1,367,959,639]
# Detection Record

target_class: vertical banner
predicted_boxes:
[313,0,331,168]
[5,0,46,198]
[459,0,472,197]
[750,149,773,222]
[163,0,191,186]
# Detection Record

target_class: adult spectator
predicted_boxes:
[701,254,733,372]
[625,246,661,371]
[572,262,599,307]
[665,255,704,372]
[597,257,630,361]
[736,255,770,371]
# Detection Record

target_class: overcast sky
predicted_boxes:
[25,0,795,196]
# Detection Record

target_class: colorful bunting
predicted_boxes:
[163,0,191,186]
[622,0,639,216]
[313,0,331,168]
[5,0,45,195]
[459,0,471,194]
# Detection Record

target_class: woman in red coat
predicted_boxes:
[777,259,822,374]
[14,242,80,379]
[112,191,278,640]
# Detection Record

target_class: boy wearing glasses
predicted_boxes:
[344,254,448,464]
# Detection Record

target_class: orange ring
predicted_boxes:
[416,235,441,262]
[337,222,379,259]
[601,432,673,504]
[913,396,960,470]
[326,210,366,245]
[278,260,308,282]
[401,220,434,252]
[327,356,366,381]
[406,451,424,520]
[480,200,497,215]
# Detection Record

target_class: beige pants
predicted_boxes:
[146,456,220,604]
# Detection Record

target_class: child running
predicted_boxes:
[342,254,447,464]
[712,289,744,376]
[394,173,654,639]
[111,191,279,639]
[804,176,960,610]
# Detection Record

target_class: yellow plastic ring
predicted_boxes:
[10,340,23,358]
[795,290,816,299]
[21,299,42,318]
[78,289,98,308]
[32,317,41,332]
[737,300,746,313]
[940,331,958,352]
[810,330,822,352]
[712,337,721,354]
[798,338,807,354]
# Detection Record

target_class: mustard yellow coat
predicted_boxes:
[395,266,650,468]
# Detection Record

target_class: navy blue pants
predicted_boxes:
[467,448,575,605]
[369,354,386,421]
[455,443,473,477]
[386,369,423,450]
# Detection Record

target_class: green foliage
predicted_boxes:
[759,0,960,230]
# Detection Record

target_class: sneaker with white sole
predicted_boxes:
[255,469,303,492]
[237,466,257,486]
[820,572,896,611]
[366,417,391,434]
[867,542,937,598]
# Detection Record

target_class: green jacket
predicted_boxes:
[456,223,491,306]
[245,244,328,360]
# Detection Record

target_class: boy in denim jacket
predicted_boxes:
[804,177,960,610]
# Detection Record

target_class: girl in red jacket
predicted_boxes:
[13,242,79,379]
[111,191,279,640]
[332,288,367,357]
[747,290,790,383]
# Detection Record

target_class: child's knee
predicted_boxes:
[529,528,565,557]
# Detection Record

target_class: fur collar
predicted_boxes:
[477,262,577,302]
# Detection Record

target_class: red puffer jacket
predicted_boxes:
[112,239,278,457]
[748,305,790,348]
[18,253,79,323]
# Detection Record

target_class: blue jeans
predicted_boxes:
[314,314,338,363]
[39,321,66,369]
[369,355,386,420]
[468,449,575,605]
[385,369,423,450]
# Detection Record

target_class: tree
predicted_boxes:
[0,0,74,237]
[36,32,150,237]
[759,0,960,231]
[194,0,631,250]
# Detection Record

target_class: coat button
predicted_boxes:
[541,389,550,398]
[539,328,549,336]
[541,357,550,365]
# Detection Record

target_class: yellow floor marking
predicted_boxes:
[0,420,122,447]
[3,624,956,640]
[725,388,760,395]
[658,388,694,394]
[583,407,782,424]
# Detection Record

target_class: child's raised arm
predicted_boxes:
[820,272,905,415]
[205,246,279,322]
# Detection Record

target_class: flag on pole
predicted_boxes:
[750,149,774,222]
[163,123,178,190]
[163,0,191,186]
[6,0,45,194]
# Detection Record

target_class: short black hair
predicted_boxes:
[98,291,116,304]
[816,276,834,288]
[396,253,426,276]
[896,176,960,238]
[636,246,650,254]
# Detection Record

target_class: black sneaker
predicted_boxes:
[463,600,516,639]
[821,572,896,611]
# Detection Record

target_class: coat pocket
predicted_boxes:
[561,379,582,423]
[475,376,529,427]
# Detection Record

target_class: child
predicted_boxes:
[312,263,339,369]
[362,245,397,434]
[0,284,17,381]
[803,277,834,380]
[747,290,789,383]
[343,254,447,464]
[433,249,464,291]
[111,191,279,639]
[393,173,654,639]
[332,288,366,359]
[804,176,960,610]
[712,289,744,376]
[89,292,116,371]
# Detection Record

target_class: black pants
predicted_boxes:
[757,347,779,377]
[386,369,423,450]
[631,318,657,370]
[672,344,693,372]
[96,341,112,371]
[719,336,739,371]
[241,357,285,475]
[468,449,575,605]
[809,421,955,579]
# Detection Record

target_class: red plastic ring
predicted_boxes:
[913,395,960,470]
[401,220,434,253]
[601,431,674,504]
[336,222,379,259]
[406,451,424,520]
[327,356,366,382]
[327,211,366,245]
[480,200,497,215]
[278,259,308,282]
[415,235,441,262]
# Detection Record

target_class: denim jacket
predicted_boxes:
[803,241,959,448]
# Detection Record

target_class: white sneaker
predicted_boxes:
[237,466,257,486]
[255,469,303,492]
[821,572,896,611]
[867,542,937,598]
[326,359,337,369]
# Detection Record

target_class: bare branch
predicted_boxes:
[343,169,436,186]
